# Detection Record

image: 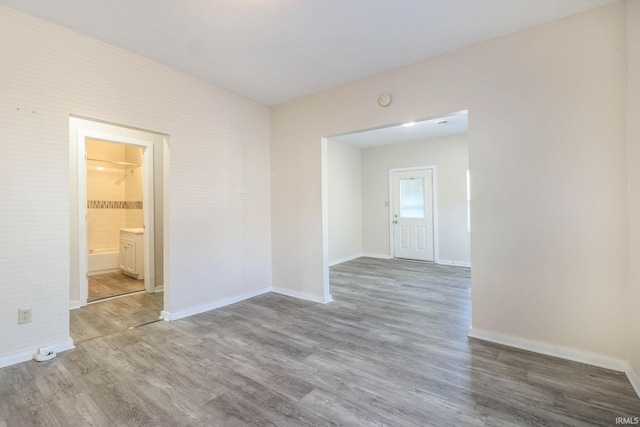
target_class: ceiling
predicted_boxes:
[330,111,468,149]
[0,0,619,106]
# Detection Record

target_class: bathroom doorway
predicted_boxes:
[70,117,168,311]
[69,117,168,342]
[85,139,147,302]
[77,133,155,307]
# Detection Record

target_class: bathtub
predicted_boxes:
[88,248,120,275]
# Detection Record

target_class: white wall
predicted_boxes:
[327,140,362,264]
[0,5,271,363]
[361,134,469,265]
[627,0,640,381]
[271,3,629,363]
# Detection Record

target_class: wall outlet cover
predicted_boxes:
[18,308,32,324]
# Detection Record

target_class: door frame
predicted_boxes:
[77,130,155,306]
[388,165,439,262]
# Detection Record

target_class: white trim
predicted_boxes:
[362,253,392,260]
[160,287,271,321]
[388,166,439,263]
[626,363,640,399]
[88,268,121,276]
[468,327,627,372]
[0,338,75,369]
[272,287,333,304]
[320,137,331,300]
[438,259,471,268]
[69,300,82,310]
[329,253,363,266]
[75,126,157,307]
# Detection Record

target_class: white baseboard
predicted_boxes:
[88,268,120,276]
[362,253,392,260]
[271,287,333,304]
[69,300,82,310]
[0,338,75,369]
[160,287,271,321]
[468,327,627,372]
[329,253,363,267]
[626,363,640,399]
[437,259,471,268]
[154,286,164,293]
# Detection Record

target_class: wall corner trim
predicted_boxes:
[626,363,640,399]
[437,259,471,268]
[271,287,333,304]
[467,327,627,372]
[161,287,271,321]
[155,286,334,323]
[362,253,392,260]
[329,253,363,266]
[0,338,75,369]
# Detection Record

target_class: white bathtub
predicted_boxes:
[88,248,120,275]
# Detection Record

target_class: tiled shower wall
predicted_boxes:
[87,143,143,251]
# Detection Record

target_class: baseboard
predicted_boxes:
[438,259,471,268]
[154,286,164,293]
[468,327,627,372]
[88,268,120,276]
[362,253,392,260]
[0,338,75,369]
[69,300,82,310]
[160,287,271,321]
[271,287,333,304]
[626,363,640,399]
[329,253,363,266]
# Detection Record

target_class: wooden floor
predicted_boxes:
[88,272,145,302]
[70,292,164,343]
[1,257,639,426]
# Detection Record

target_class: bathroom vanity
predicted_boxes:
[119,228,144,280]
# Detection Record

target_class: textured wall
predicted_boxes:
[0,5,271,359]
[272,3,628,360]
[327,140,363,264]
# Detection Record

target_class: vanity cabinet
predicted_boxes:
[119,228,144,280]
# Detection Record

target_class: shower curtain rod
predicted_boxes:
[87,158,140,167]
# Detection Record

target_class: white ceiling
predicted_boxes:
[0,0,619,106]
[330,111,468,149]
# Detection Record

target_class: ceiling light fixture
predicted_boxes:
[403,122,415,127]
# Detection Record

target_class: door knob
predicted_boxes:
[393,220,398,224]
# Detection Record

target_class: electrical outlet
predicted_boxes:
[18,308,31,324]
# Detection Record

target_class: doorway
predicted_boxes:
[323,110,469,298]
[85,139,147,302]
[78,134,155,306]
[69,116,169,342]
[389,167,436,262]
[69,116,169,318]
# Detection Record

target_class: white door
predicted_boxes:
[392,169,434,261]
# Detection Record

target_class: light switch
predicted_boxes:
[384,201,389,207]
[240,186,246,194]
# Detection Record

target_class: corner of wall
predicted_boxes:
[627,0,640,384]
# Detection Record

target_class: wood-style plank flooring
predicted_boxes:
[1,257,639,426]
[70,292,164,343]
[88,272,145,302]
